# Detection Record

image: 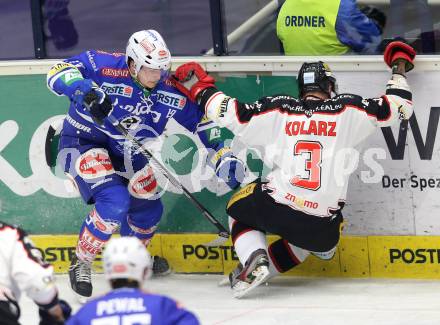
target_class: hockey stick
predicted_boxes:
[84,95,229,246]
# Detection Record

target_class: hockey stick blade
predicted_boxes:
[203,231,229,247]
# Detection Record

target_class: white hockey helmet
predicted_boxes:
[126,29,171,76]
[103,236,153,283]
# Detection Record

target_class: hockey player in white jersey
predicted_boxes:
[0,221,71,324]
[173,41,416,298]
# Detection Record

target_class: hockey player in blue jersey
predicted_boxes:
[67,236,200,325]
[46,29,246,302]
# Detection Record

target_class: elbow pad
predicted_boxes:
[386,73,411,93]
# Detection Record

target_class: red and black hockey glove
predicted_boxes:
[384,41,416,72]
[173,62,216,103]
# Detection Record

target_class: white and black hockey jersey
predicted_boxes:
[0,222,58,310]
[199,74,413,217]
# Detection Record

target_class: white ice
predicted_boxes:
[20,274,440,325]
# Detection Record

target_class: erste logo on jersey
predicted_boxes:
[101,68,129,78]
[156,90,186,110]
[101,82,133,98]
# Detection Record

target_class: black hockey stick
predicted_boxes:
[84,94,229,246]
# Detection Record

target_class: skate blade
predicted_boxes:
[232,266,270,299]
[152,268,172,277]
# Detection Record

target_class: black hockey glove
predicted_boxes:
[47,8,78,50]
[0,296,20,324]
[84,88,113,126]
[360,5,387,34]
[39,299,71,325]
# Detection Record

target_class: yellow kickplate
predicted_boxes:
[160,234,225,273]
[31,234,161,273]
[30,234,440,279]
[31,235,78,273]
[338,236,369,277]
[368,236,440,279]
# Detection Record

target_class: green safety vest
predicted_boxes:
[276,0,349,55]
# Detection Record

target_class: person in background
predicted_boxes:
[276,0,386,55]
[46,29,246,302]
[67,236,200,325]
[43,0,78,50]
[0,221,71,325]
[173,41,416,298]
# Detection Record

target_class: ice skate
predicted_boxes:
[152,256,171,276]
[229,249,270,299]
[69,255,92,303]
[218,263,243,287]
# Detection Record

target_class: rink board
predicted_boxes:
[30,234,440,279]
[1,59,440,237]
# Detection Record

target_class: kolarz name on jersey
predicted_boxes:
[285,120,336,137]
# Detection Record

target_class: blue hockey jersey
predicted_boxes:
[47,50,220,157]
[66,288,200,325]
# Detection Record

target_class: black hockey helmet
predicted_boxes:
[297,61,338,98]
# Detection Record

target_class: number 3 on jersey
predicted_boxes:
[290,140,322,191]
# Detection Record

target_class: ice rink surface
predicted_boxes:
[20,274,440,325]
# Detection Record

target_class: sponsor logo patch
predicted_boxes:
[141,40,155,54]
[62,71,83,85]
[112,264,128,273]
[78,228,106,257]
[120,115,142,130]
[86,209,118,235]
[101,82,133,98]
[86,51,97,71]
[75,148,114,179]
[156,90,186,110]
[101,68,130,78]
[303,72,315,84]
[47,62,74,77]
[128,167,157,199]
[227,183,256,209]
[96,50,125,57]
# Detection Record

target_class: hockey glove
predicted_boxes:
[384,41,416,72]
[83,88,113,126]
[173,62,216,103]
[47,8,79,50]
[360,5,386,34]
[63,78,95,105]
[39,299,72,325]
[213,149,247,190]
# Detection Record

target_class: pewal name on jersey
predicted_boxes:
[285,120,336,137]
[101,82,133,98]
[156,90,186,110]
